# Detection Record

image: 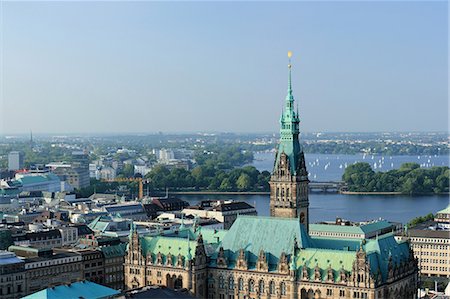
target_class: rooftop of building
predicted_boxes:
[436,204,450,215]
[122,285,194,299]
[310,220,393,235]
[213,201,255,212]
[0,251,24,265]
[22,280,120,299]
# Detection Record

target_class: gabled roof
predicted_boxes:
[217,216,311,266]
[101,243,127,258]
[141,235,196,264]
[364,233,411,282]
[296,248,356,281]
[22,280,120,299]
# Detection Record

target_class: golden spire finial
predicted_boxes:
[287,51,292,68]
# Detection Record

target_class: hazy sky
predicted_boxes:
[1,1,448,134]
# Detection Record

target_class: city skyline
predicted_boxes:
[1,1,448,134]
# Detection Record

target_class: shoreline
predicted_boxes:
[167,191,449,196]
[339,191,402,195]
[168,191,270,195]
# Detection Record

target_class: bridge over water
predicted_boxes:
[309,181,347,193]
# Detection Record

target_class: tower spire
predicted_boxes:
[286,51,294,110]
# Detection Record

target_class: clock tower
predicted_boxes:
[269,52,310,231]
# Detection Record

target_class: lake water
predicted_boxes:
[179,153,449,224]
[252,151,450,181]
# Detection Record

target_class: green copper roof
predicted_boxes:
[273,60,303,176]
[311,237,361,251]
[360,221,392,234]
[364,233,411,283]
[141,235,197,265]
[217,216,311,267]
[22,280,120,299]
[17,173,60,185]
[436,204,450,215]
[296,248,355,281]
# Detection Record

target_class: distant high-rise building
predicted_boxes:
[269,57,309,231]
[8,151,24,171]
[46,151,90,189]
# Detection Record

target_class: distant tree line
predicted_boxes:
[193,145,254,169]
[145,165,270,192]
[343,162,449,195]
[303,142,448,156]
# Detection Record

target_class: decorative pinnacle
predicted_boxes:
[287,51,293,99]
[288,51,292,68]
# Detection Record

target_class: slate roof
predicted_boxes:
[22,280,120,299]
[101,243,127,258]
[214,201,255,212]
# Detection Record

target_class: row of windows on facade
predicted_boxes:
[420,266,450,272]
[28,264,81,277]
[413,239,450,244]
[28,258,79,268]
[281,123,298,130]
[85,261,103,268]
[216,276,287,295]
[275,187,292,198]
[0,284,22,295]
[214,280,360,299]
[105,266,123,273]
[419,258,450,264]
[105,273,123,283]
[312,232,363,238]
[0,275,23,282]
[416,250,449,257]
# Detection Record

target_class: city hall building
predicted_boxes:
[124,56,418,299]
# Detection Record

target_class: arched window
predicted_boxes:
[280,282,286,295]
[286,188,290,197]
[276,187,279,197]
[228,276,234,290]
[258,280,264,294]
[219,275,224,289]
[248,279,255,292]
[269,281,275,294]
[238,277,244,291]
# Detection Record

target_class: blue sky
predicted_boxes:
[1,1,448,134]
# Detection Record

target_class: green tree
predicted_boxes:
[236,173,252,191]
